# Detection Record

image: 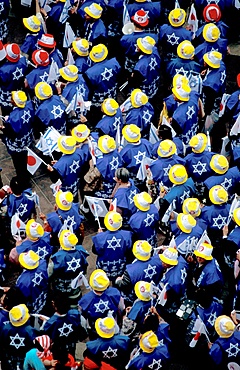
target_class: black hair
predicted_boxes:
[52,295,70,315]
[158,125,173,140]
[10,176,23,195]
[115,168,129,183]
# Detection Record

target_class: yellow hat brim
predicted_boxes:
[84,6,101,18]
[177,43,194,59]
[95,318,115,338]
[55,193,72,211]
[159,253,178,266]
[169,10,186,27]
[203,54,220,69]
[136,38,152,55]
[59,68,78,82]
[98,138,116,154]
[102,102,117,116]
[122,126,140,143]
[157,145,176,158]
[209,189,227,204]
[132,245,151,261]
[177,219,193,234]
[169,171,187,185]
[10,311,30,327]
[134,197,150,211]
[23,17,40,33]
[72,40,89,56]
[194,250,213,260]
[172,86,189,102]
[214,316,234,338]
[134,281,151,301]
[89,46,108,62]
[89,270,110,291]
[71,127,90,143]
[203,27,219,42]
[57,137,76,155]
[19,254,39,270]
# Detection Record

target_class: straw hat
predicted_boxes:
[203,51,222,68]
[57,136,76,155]
[194,242,213,260]
[26,219,44,241]
[59,65,78,82]
[172,83,191,101]
[137,36,155,54]
[134,281,151,301]
[177,40,195,59]
[214,315,235,338]
[38,34,56,48]
[130,89,148,108]
[84,2,103,19]
[9,304,30,327]
[95,317,115,338]
[12,91,27,108]
[32,49,49,67]
[132,240,152,261]
[169,164,188,185]
[233,207,240,226]
[5,43,20,62]
[71,124,90,143]
[203,23,220,42]
[159,247,178,266]
[133,192,152,211]
[182,198,201,217]
[89,269,110,291]
[98,135,116,154]
[89,44,108,62]
[203,4,221,22]
[23,15,41,33]
[122,124,141,143]
[35,82,53,100]
[209,185,228,205]
[157,139,176,158]
[210,154,229,174]
[177,213,196,233]
[72,39,89,56]
[19,250,40,270]
[189,133,207,153]
[102,98,119,116]
[140,331,159,353]
[168,8,186,27]
[55,190,73,211]
[104,211,122,231]
[131,9,149,27]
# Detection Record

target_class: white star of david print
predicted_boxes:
[109,156,119,171]
[186,106,195,120]
[45,137,53,147]
[149,57,157,71]
[102,346,118,359]
[192,161,207,175]
[221,177,232,191]
[220,70,226,84]
[180,191,190,202]
[65,215,76,228]
[212,214,227,229]
[68,179,78,194]
[167,33,180,46]
[148,358,162,369]
[36,246,48,260]
[206,0,219,5]
[0,2,4,12]
[226,343,240,357]
[66,257,81,272]
[58,323,73,337]
[142,110,152,124]
[21,110,31,124]
[175,66,188,77]
[17,203,28,217]
[144,213,155,227]
[13,67,23,80]
[101,68,113,81]
[144,264,157,279]
[107,236,121,250]
[134,150,146,164]
[39,71,49,82]
[181,268,187,284]
[77,84,86,97]
[207,312,217,326]
[163,164,172,177]
[128,189,137,204]
[70,160,80,174]
[51,105,64,119]
[94,299,109,313]
[10,333,25,349]
[113,116,121,131]
[32,272,43,286]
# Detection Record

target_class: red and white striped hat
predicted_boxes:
[0,40,6,61]
[38,34,56,48]
[32,49,50,66]
[4,43,20,62]
[131,9,149,27]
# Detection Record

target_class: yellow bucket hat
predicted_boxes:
[59,65,78,82]
[89,269,110,291]
[102,98,119,116]
[71,124,90,143]
[55,190,73,211]
[168,8,186,27]
[214,315,235,338]
[134,281,151,301]
[122,124,141,143]
[26,219,44,240]
[194,242,213,260]
[159,247,178,266]
[12,90,27,108]
[182,198,201,217]
[35,82,53,100]
[177,40,195,59]
[172,83,191,101]
[23,15,41,33]
[210,154,229,174]
[9,304,30,327]
[95,317,116,338]
[57,136,76,155]
[84,2,103,18]
[59,230,78,250]
[130,89,148,108]
[209,185,228,205]
[203,23,220,42]
[233,208,240,226]
[19,250,40,270]
[89,44,108,62]
[98,135,116,154]
[169,164,188,185]
[189,133,207,153]
[104,211,122,231]
[177,213,196,233]
[72,39,89,56]
[133,192,152,211]
[157,139,176,157]
[133,240,152,261]
[140,331,159,353]
[137,36,155,54]
[203,51,222,68]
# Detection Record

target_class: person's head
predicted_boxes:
[59,230,78,250]
[177,40,195,60]
[26,219,44,241]
[114,168,130,184]
[4,43,21,63]
[57,136,76,155]
[182,198,201,218]
[89,269,110,293]
[159,247,178,268]
[0,287,26,310]
[35,82,53,101]
[168,8,186,27]
[98,135,116,154]
[209,185,228,205]
[169,164,188,185]
[194,242,213,263]
[130,89,148,108]
[0,40,6,62]
[95,317,116,338]
[134,281,151,301]
[32,49,49,67]
[140,331,159,353]
[55,190,73,211]
[101,98,119,116]
[104,211,122,231]
[136,36,155,55]
[203,23,220,43]
[122,124,141,143]
[157,125,173,140]
[157,139,176,158]
[131,9,149,29]
[72,39,89,57]
[23,15,41,33]
[11,91,27,108]
[176,213,196,233]
[10,176,23,195]
[210,154,229,175]
[172,83,191,102]
[9,304,30,327]
[214,315,235,338]
[203,50,222,69]
[189,133,207,153]
[19,250,40,270]
[52,295,70,314]
[89,44,108,63]
[71,124,90,143]
[233,207,240,226]
[133,192,152,212]
[37,34,56,51]
[133,240,152,261]
[84,2,103,21]
[203,4,221,23]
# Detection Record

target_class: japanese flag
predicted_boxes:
[195,230,211,250]
[85,196,108,217]
[50,179,62,196]
[189,322,204,347]
[157,283,168,306]
[27,148,43,175]
[187,3,198,35]
[109,198,117,212]
[11,213,26,236]
[219,93,230,118]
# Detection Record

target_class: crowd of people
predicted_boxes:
[0,0,240,368]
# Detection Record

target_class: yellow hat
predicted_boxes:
[122,124,141,143]
[169,164,188,185]
[210,154,229,174]
[194,242,213,260]
[26,219,44,241]
[102,98,119,116]
[159,247,178,266]
[133,240,152,261]
[168,8,186,27]
[89,269,110,291]
[55,190,73,211]
[172,74,189,88]
[133,192,152,211]
[203,50,222,68]
[59,230,78,250]
[130,89,148,108]
[72,39,89,56]
[71,124,90,143]
[57,135,76,154]
[233,207,240,226]
[189,133,207,153]
[9,304,30,327]
[203,23,220,42]
[89,44,108,62]
[12,90,27,108]
[35,82,53,100]
[84,2,103,18]
[182,198,201,217]
[98,135,116,154]
[95,317,116,338]
[140,331,159,353]
[177,40,195,59]
[23,15,41,33]
[214,315,235,338]
[209,185,228,205]
[177,213,196,233]
[134,281,151,301]
[137,36,155,54]
[172,83,191,101]
[59,65,78,82]
[104,211,122,231]
[157,139,176,157]
[19,250,40,270]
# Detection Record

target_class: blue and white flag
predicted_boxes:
[47,60,59,84]
[59,0,72,24]
[63,22,76,48]
[67,48,75,65]
[149,123,158,144]
[123,2,130,25]
[36,126,61,154]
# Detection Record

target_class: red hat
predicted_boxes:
[38,34,56,49]
[131,9,149,27]
[32,49,50,66]
[4,43,20,62]
[237,73,240,88]
[0,40,6,61]
[203,4,221,23]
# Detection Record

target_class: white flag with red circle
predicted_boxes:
[11,213,26,236]
[27,148,43,175]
